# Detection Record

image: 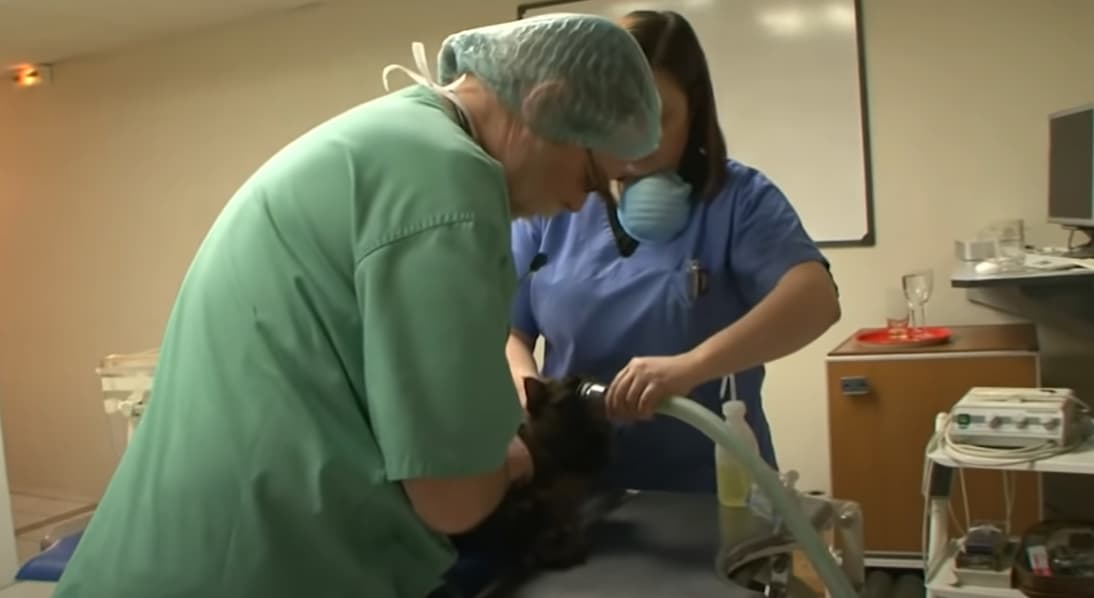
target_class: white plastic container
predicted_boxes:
[715,400,760,507]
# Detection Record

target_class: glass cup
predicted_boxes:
[884,288,911,340]
[901,270,935,334]
[979,219,1025,270]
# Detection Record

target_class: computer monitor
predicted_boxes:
[1048,104,1094,227]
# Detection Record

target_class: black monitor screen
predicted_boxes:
[1049,108,1094,223]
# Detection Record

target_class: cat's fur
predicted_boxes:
[452,375,615,571]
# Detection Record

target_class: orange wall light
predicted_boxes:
[10,64,52,89]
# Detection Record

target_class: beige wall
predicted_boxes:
[1,0,1092,501]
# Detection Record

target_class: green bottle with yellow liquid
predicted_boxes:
[714,399,759,508]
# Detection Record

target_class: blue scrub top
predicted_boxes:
[510,160,830,494]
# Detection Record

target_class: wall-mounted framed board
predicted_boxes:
[518,0,876,247]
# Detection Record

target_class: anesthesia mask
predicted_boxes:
[617,172,694,244]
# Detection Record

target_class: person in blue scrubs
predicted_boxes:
[506,10,842,494]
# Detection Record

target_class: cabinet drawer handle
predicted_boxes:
[840,376,870,396]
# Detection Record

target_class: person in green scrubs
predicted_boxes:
[54,14,661,598]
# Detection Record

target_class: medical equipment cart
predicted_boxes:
[826,323,1043,568]
[922,430,1094,597]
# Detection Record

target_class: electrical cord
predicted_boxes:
[1066,226,1094,255]
[936,395,1091,467]
[958,468,971,533]
[920,442,933,574]
[940,417,1076,465]
[921,431,954,575]
[920,432,972,575]
[1002,470,1015,535]
[920,442,1009,582]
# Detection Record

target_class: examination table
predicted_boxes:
[449,490,831,598]
[18,491,835,596]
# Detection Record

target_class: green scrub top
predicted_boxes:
[54,84,524,598]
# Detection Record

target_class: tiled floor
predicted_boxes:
[0,582,54,597]
[9,493,94,564]
[792,550,827,593]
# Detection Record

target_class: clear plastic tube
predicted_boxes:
[657,395,857,598]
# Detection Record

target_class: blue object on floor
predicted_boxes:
[11,530,510,593]
[12,528,505,592]
[15,531,82,582]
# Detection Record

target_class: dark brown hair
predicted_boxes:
[622,10,728,201]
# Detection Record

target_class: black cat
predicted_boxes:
[452,375,615,571]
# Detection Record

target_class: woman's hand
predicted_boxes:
[604,352,705,420]
[513,375,540,410]
[506,331,540,409]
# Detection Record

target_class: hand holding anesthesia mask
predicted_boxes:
[617,172,694,244]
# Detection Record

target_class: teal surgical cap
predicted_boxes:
[436,13,662,161]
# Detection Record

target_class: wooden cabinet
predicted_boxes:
[826,323,1042,561]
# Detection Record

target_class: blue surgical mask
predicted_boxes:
[617,172,694,244]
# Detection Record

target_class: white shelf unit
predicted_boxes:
[97,349,158,447]
[924,431,1094,597]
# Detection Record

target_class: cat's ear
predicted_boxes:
[524,377,549,415]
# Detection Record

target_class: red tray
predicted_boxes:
[855,326,953,347]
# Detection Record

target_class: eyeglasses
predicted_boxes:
[585,149,639,257]
[584,149,614,201]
